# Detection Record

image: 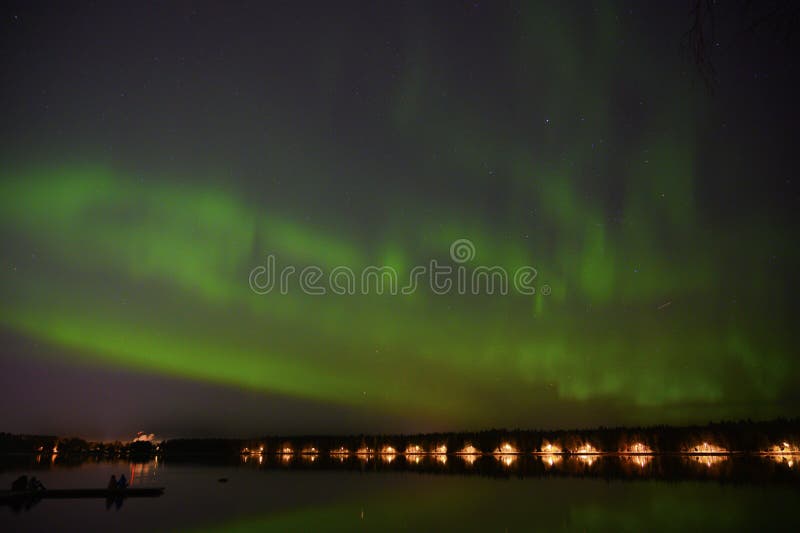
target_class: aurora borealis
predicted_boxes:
[0,1,798,438]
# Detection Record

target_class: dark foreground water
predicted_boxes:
[2,454,799,531]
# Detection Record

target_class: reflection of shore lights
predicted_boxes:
[623,455,652,468]
[689,454,726,467]
[381,452,397,464]
[461,454,478,465]
[436,454,448,465]
[407,455,422,465]
[768,454,797,468]
[497,454,517,467]
[576,454,596,466]
[542,454,561,467]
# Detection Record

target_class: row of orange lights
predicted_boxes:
[242,441,798,456]
[241,449,798,469]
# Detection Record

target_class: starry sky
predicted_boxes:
[1,1,798,440]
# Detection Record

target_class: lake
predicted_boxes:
[2,454,799,531]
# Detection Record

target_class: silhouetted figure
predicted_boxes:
[11,475,28,491]
[28,477,45,491]
[107,475,117,490]
[116,474,128,489]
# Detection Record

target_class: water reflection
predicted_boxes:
[460,454,478,466]
[226,452,800,484]
[621,454,652,470]
[495,454,517,467]
[685,454,728,468]
[380,453,397,464]
[3,456,800,532]
[330,446,350,457]
[768,454,799,468]
[541,454,562,468]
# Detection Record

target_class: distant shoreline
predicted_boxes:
[3,418,799,457]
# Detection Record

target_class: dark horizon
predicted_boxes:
[4,417,800,450]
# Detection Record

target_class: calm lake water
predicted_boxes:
[2,454,799,531]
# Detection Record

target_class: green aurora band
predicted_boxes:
[0,160,794,428]
[0,3,796,429]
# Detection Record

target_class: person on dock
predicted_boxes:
[28,477,45,491]
[117,474,128,489]
[108,475,117,490]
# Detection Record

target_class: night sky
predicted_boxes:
[1,1,798,440]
